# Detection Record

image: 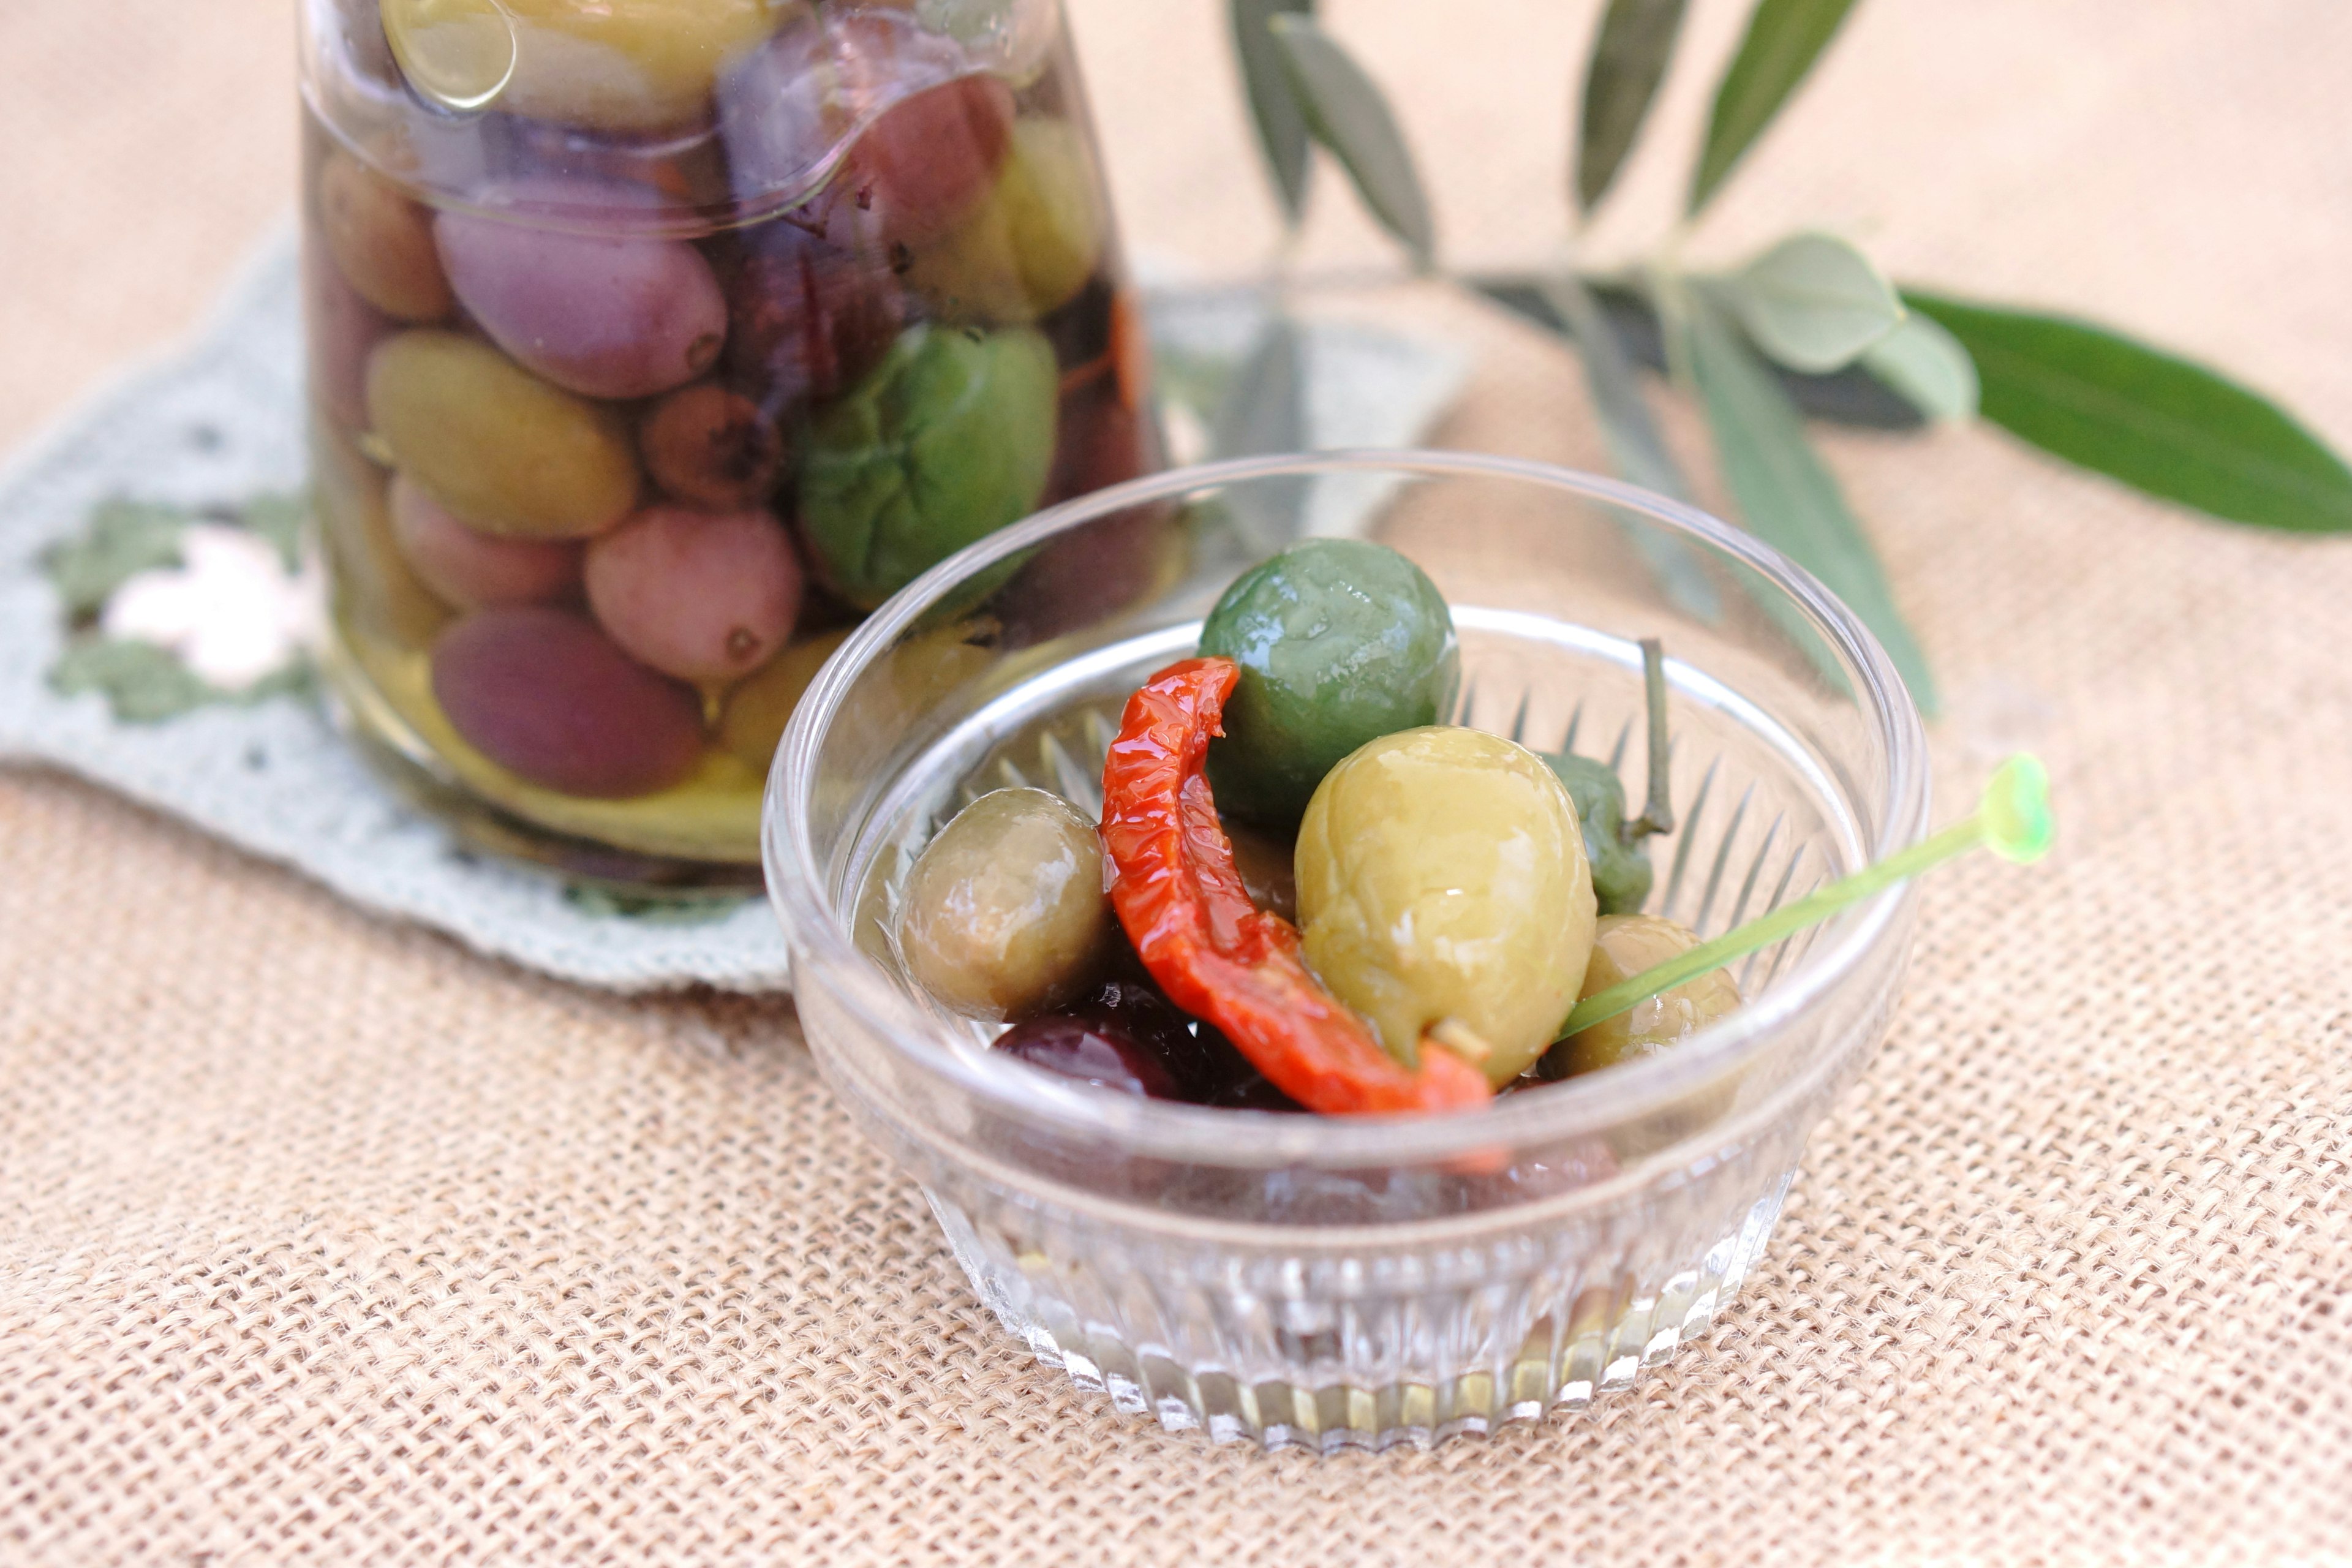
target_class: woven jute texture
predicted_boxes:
[5,1,2351,1562]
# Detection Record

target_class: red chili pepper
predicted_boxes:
[1099,657,1492,1117]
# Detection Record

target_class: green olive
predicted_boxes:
[1551,913,1741,1076]
[900,116,1105,325]
[796,323,1060,609]
[364,331,641,540]
[896,787,1110,1019]
[1545,752,1654,916]
[1294,726,1596,1085]
[1199,539,1458,831]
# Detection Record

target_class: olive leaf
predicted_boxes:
[1688,0,1861,217]
[1468,272,1925,429]
[1268,15,1436,270]
[1679,287,1939,710]
[1861,311,1978,423]
[1536,271,1722,619]
[1721,231,1903,373]
[41,497,192,620]
[1906,290,2352,533]
[1575,0,1689,216]
[1230,0,1316,225]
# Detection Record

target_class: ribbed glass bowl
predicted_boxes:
[764,451,1929,1451]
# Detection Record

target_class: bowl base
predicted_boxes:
[928,1169,1797,1452]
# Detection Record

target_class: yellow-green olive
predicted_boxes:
[1555,913,1742,1075]
[1294,726,1596,1085]
[897,787,1110,1019]
[382,0,782,128]
[716,627,851,771]
[365,331,642,540]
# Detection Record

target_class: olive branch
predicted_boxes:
[1223,0,2352,712]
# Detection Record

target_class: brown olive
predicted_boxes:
[896,788,1109,1020]
[1554,914,1742,1075]
[317,148,451,322]
[638,382,785,508]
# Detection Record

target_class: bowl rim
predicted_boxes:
[766,449,1930,1169]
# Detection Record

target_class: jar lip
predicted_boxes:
[766,450,1931,1170]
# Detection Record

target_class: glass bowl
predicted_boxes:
[764,450,1929,1451]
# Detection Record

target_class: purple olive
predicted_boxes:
[391,473,582,610]
[720,222,904,416]
[435,180,728,400]
[582,504,804,682]
[430,606,706,797]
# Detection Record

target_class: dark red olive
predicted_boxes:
[720,222,905,417]
[993,976,1306,1110]
[430,606,706,798]
[993,1011,1185,1100]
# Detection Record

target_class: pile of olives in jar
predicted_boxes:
[302,0,1160,880]
[894,538,1743,1115]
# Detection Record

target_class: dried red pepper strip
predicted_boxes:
[1099,657,1491,1117]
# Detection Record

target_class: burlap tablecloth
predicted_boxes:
[5,2,2348,1561]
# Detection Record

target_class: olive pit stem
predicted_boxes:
[1626,637,1674,841]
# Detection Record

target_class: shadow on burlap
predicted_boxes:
[2,1,2349,1562]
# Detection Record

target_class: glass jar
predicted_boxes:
[297,0,1162,891]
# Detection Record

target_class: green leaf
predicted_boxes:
[1536,273,1722,619]
[1575,0,1688,214]
[1721,231,1902,373]
[1230,0,1316,225]
[1268,15,1435,270]
[1687,0,1860,216]
[1905,290,2352,533]
[1679,287,1938,711]
[40,497,191,620]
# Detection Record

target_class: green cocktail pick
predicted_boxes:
[1555,755,2054,1040]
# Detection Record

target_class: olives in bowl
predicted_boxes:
[301,0,1160,887]
[766,453,1932,1450]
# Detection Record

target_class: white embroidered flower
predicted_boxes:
[102,524,325,689]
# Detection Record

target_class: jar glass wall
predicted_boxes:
[297,0,1161,890]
